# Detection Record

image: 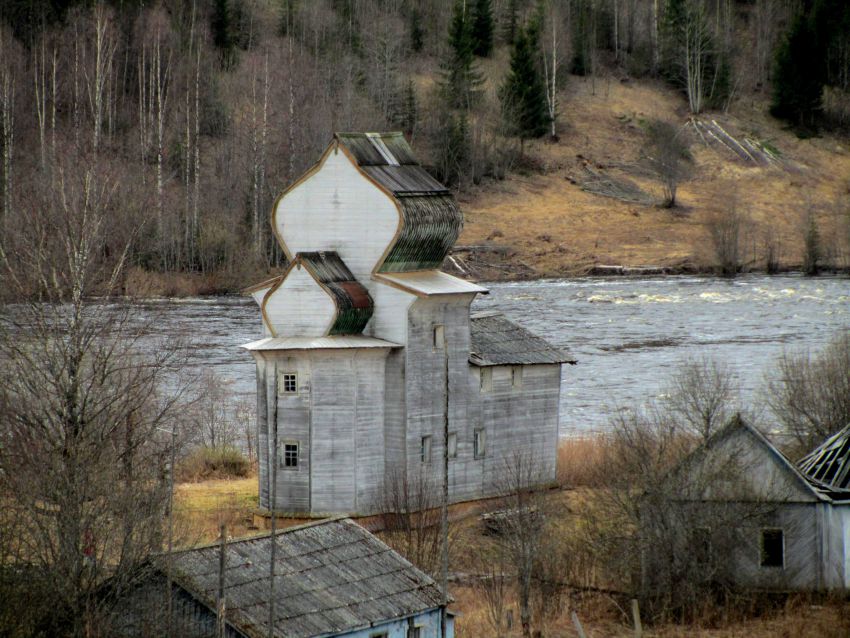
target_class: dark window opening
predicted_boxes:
[281,372,297,394]
[474,428,486,459]
[693,527,711,566]
[283,443,299,468]
[761,528,784,568]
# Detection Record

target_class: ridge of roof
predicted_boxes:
[682,416,831,502]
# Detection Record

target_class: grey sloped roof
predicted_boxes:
[469,312,575,366]
[169,518,445,638]
[798,424,850,499]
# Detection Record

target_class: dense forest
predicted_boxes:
[0,0,848,296]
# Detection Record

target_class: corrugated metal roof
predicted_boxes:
[242,336,401,351]
[375,271,488,297]
[298,252,373,335]
[168,518,446,638]
[469,312,575,366]
[798,425,850,498]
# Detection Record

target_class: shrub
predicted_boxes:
[178,446,251,482]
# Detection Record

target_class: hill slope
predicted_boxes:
[453,78,850,280]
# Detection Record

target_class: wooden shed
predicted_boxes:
[243,133,574,517]
[120,518,453,638]
[656,418,850,592]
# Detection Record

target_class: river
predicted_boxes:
[136,274,849,436]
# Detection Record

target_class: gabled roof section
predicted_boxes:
[375,270,488,297]
[298,252,374,335]
[469,312,576,367]
[334,132,463,272]
[671,416,828,503]
[798,424,850,500]
[168,518,446,638]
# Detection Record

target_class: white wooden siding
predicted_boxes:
[274,150,398,280]
[369,279,416,344]
[263,267,335,337]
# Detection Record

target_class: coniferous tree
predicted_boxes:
[409,7,425,52]
[502,0,520,45]
[771,12,824,128]
[212,0,237,69]
[472,0,494,57]
[500,26,549,151]
[440,0,483,109]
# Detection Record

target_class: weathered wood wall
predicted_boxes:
[263,267,335,336]
[274,149,398,280]
[256,348,391,515]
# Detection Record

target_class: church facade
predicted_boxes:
[243,133,573,516]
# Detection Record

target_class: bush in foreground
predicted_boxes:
[178,446,251,482]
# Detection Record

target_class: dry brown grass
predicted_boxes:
[173,475,259,545]
[460,78,850,278]
[557,436,610,488]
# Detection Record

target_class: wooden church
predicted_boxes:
[243,132,574,516]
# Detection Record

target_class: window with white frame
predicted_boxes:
[480,367,493,393]
[474,428,486,459]
[760,528,784,568]
[408,626,422,638]
[421,435,432,464]
[511,366,523,390]
[281,442,299,468]
[279,372,297,394]
[447,432,458,458]
[433,325,445,349]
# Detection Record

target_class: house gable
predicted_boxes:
[675,418,823,503]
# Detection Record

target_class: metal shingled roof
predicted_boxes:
[298,252,374,335]
[334,132,462,272]
[469,312,576,367]
[169,519,446,638]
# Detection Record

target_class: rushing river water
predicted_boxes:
[136,274,849,436]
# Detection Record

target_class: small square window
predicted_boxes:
[409,627,422,638]
[421,436,432,464]
[511,366,523,390]
[433,325,445,349]
[480,368,492,393]
[282,442,299,468]
[370,633,388,638]
[447,432,458,459]
[279,372,297,394]
[474,428,486,459]
[761,528,784,568]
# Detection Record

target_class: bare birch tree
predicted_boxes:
[0,27,16,238]
[0,160,191,637]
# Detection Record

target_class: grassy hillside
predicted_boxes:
[454,78,850,279]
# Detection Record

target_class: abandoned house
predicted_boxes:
[656,417,850,592]
[121,518,453,638]
[242,132,574,516]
